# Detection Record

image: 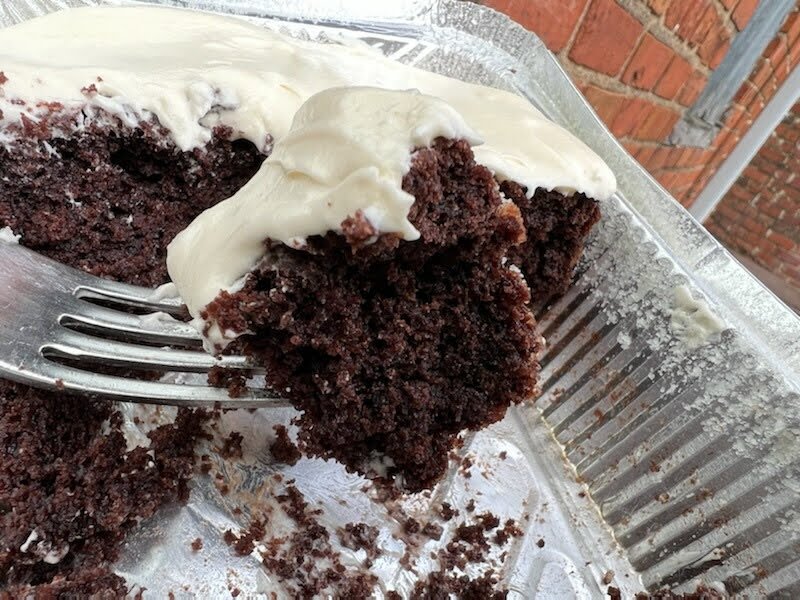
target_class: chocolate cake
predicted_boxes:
[0,89,265,597]
[199,136,541,490]
[0,5,615,595]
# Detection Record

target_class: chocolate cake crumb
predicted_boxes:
[626,585,726,599]
[0,116,265,287]
[269,425,302,465]
[477,512,500,530]
[191,538,204,552]
[421,522,444,541]
[465,499,476,513]
[220,431,244,460]
[253,484,377,598]
[404,518,422,535]
[337,523,381,565]
[412,570,507,600]
[227,519,267,557]
[494,520,523,545]
[439,503,458,521]
[208,366,250,398]
[536,538,545,548]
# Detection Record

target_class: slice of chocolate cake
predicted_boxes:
[169,88,542,489]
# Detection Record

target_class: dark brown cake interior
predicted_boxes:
[0,110,264,286]
[501,181,601,301]
[0,112,267,594]
[203,138,542,490]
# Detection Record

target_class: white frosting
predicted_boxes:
[670,285,727,349]
[0,6,614,197]
[168,87,480,322]
[0,226,20,243]
[0,6,617,343]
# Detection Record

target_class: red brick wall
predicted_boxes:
[706,103,800,291]
[482,0,800,208]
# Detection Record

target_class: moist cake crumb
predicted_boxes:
[220,431,244,460]
[337,523,381,566]
[208,367,250,398]
[269,425,302,465]
[439,503,458,521]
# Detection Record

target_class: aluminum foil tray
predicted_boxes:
[3,0,799,598]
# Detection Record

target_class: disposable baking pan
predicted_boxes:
[2,0,798,597]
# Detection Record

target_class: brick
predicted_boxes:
[747,98,767,121]
[759,144,785,166]
[786,34,800,69]
[742,216,767,235]
[677,71,708,106]
[635,144,657,166]
[782,11,800,44]
[647,145,672,170]
[673,168,702,188]
[762,202,785,219]
[716,203,742,224]
[676,147,695,168]
[750,58,773,90]
[732,0,759,31]
[777,122,800,143]
[621,33,674,90]
[777,250,800,268]
[610,96,652,138]
[655,55,694,99]
[710,35,732,69]
[582,84,628,127]
[764,34,788,67]
[664,0,696,34]
[635,104,680,140]
[724,104,746,130]
[666,145,687,169]
[657,170,678,190]
[569,0,644,75]
[648,0,670,16]
[698,26,731,67]
[767,231,795,251]
[688,3,719,47]
[484,0,589,52]
[744,165,770,185]
[734,81,758,105]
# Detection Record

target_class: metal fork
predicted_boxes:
[0,240,284,407]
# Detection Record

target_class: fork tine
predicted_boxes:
[20,360,287,409]
[60,304,202,346]
[43,329,253,372]
[74,282,186,316]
